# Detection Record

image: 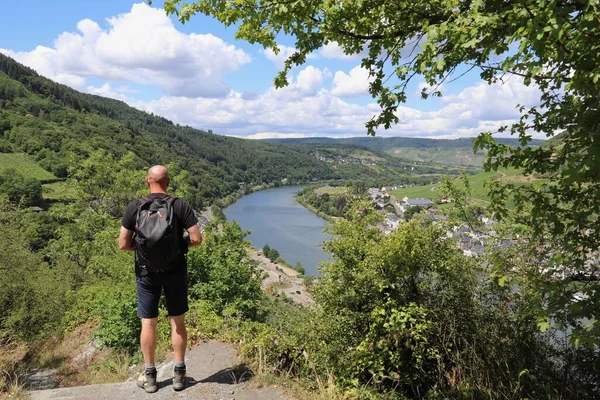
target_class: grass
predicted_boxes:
[0,153,57,182]
[349,149,385,162]
[314,186,348,195]
[243,345,345,400]
[42,181,77,202]
[390,168,529,205]
[0,322,138,397]
[0,342,28,398]
[387,146,487,167]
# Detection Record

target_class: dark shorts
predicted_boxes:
[136,268,189,318]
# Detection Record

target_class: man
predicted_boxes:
[119,165,202,393]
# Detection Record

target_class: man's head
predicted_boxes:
[146,165,170,193]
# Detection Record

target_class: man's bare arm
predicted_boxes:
[119,226,135,251]
[187,224,203,247]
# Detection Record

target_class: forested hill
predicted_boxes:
[265,136,544,148]
[266,136,545,167]
[0,54,344,209]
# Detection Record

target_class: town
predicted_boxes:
[367,186,503,257]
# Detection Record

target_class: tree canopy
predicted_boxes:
[158,0,600,345]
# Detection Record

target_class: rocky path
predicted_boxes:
[29,341,290,400]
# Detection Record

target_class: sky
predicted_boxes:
[0,1,544,140]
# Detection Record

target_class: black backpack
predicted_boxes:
[134,196,181,273]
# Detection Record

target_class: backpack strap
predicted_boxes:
[134,197,152,229]
[166,196,177,223]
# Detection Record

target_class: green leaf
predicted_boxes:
[537,320,551,332]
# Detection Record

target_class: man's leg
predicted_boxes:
[169,314,187,390]
[136,275,161,393]
[169,314,187,362]
[164,269,189,391]
[141,317,159,365]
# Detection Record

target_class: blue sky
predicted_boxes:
[0,1,542,139]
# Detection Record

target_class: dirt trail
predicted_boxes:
[29,341,290,400]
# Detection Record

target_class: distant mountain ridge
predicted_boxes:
[265,137,545,167]
[264,136,544,148]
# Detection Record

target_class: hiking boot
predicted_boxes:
[137,367,158,393]
[173,365,186,391]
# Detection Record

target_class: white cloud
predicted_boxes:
[296,66,323,95]
[439,76,541,121]
[320,42,367,60]
[86,83,129,101]
[55,73,87,90]
[331,66,372,97]
[135,84,377,138]
[134,72,543,140]
[263,45,298,69]
[0,3,250,98]
[241,132,328,140]
[262,44,318,69]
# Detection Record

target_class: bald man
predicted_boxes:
[119,165,202,393]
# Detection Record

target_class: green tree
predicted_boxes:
[403,205,423,221]
[0,168,42,206]
[252,202,595,397]
[188,221,266,319]
[69,150,145,218]
[262,244,271,257]
[439,174,483,229]
[158,0,600,345]
[294,262,305,275]
[0,200,70,340]
[268,248,280,260]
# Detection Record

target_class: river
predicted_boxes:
[224,186,330,276]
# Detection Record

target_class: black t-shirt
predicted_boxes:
[122,193,198,235]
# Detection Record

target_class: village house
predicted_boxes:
[397,197,434,213]
[385,213,401,230]
[425,213,448,222]
[368,188,382,200]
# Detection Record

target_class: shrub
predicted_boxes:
[0,168,42,206]
[187,221,266,320]
[0,208,67,341]
[186,300,224,340]
[293,262,305,275]
[94,285,140,353]
[241,202,596,398]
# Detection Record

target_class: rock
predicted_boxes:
[127,364,137,376]
[73,339,100,363]
[24,368,59,390]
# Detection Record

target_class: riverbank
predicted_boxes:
[295,193,336,223]
[249,249,313,306]
[198,210,312,306]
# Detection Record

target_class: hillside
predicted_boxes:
[390,168,545,207]
[266,136,545,167]
[0,54,452,210]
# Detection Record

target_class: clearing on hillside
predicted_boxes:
[0,153,57,182]
[390,168,530,205]
[388,147,487,167]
